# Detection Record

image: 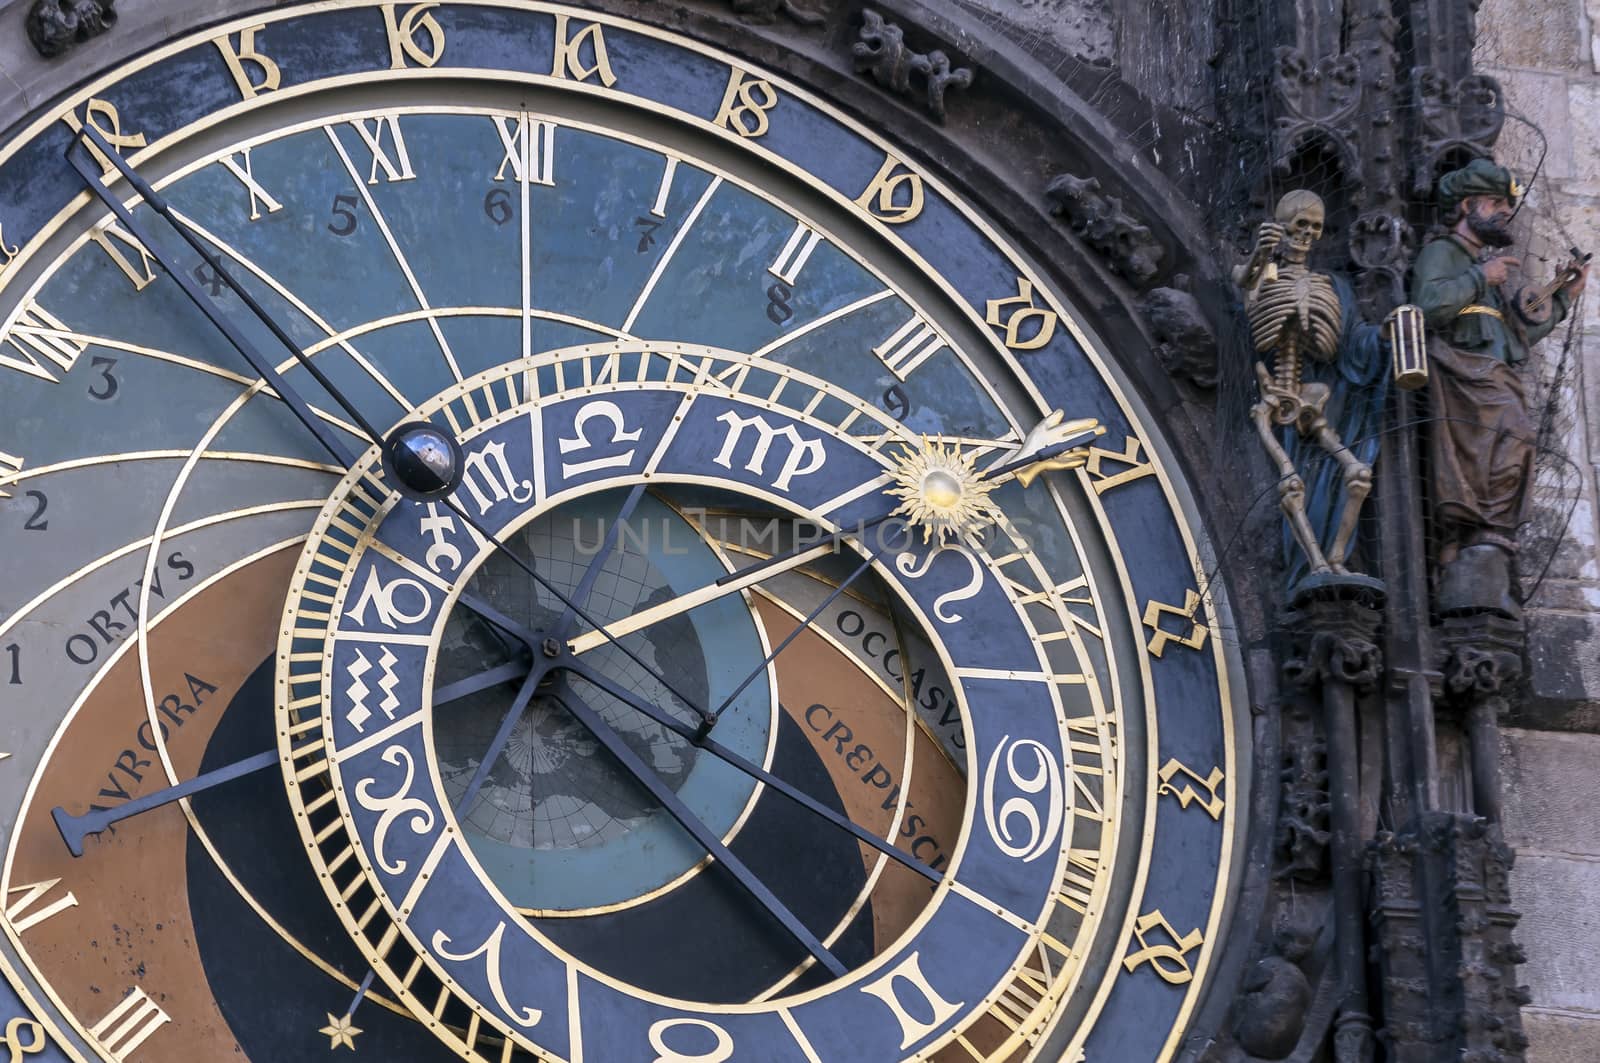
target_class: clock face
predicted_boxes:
[0,5,1241,1061]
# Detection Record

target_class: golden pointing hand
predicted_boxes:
[990,409,1106,487]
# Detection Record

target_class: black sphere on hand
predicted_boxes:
[382,422,464,501]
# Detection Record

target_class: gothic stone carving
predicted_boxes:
[853,10,974,122]
[1044,173,1165,287]
[1411,70,1506,197]
[1271,47,1362,185]
[1275,730,1330,880]
[724,0,824,26]
[1140,283,1219,389]
[26,0,117,59]
[1233,918,1317,1059]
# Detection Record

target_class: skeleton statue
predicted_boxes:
[1233,190,1372,577]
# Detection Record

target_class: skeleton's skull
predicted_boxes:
[1272,190,1326,263]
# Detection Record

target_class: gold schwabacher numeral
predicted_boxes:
[214,26,281,98]
[551,14,616,86]
[1143,590,1209,657]
[1122,910,1204,985]
[1157,758,1225,819]
[859,951,964,1050]
[5,878,79,933]
[61,99,145,179]
[0,222,21,272]
[88,988,170,1061]
[381,2,445,68]
[714,69,778,138]
[2,302,86,382]
[855,153,924,224]
[985,277,1058,351]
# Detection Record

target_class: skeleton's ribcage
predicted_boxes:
[1248,270,1342,361]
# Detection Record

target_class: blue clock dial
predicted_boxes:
[0,5,1238,1061]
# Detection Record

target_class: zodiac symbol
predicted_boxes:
[895,545,984,623]
[353,745,435,875]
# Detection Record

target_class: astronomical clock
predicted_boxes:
[0,4,1244,1060]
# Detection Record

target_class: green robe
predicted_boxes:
[1410,234,1572,551]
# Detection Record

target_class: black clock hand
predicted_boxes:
[564,659,940,885]
[49,655,532,854]
[70,125,379,463]
[69,132,362,450]
[706,541,888,732]
[549,483,648,638]
[71,127,548,659]
[440,496,717,726]
[549,681,849,978]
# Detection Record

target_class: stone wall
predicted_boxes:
[1476,1,1600,1058]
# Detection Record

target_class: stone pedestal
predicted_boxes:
[1284,577,1384,1063]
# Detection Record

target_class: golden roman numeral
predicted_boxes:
[1085,435,1156,494]
[950,934,1073,1058]
[5,878,79,933]
[0,452,22,498]
[217,149,283,221]
[88,987,170,1061]
[87,222,157,291]
[1057,848,1101,915]
[2,303,86,381]
[349,114,416,184]
[873,313,945,379]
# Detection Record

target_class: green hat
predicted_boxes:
[1438,158,1522,213]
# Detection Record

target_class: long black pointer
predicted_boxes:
[550,683,848,978]
[566,660,941,885]
[68,129,544,654]
[49,657,530,856]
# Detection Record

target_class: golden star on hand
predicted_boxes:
[319,1012,362,1051]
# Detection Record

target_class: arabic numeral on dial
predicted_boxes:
[87,356,118,401]
[635,216,662,253]
[192,261,224,297]
[882,383,912,421]
[765,281,793,324]
[22,490,47,531]
[483,188,513,226]
[6,644,19,684]
[327,192,360,236]
[982,735,1064,862]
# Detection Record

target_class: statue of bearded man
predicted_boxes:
[1412,159,1588,615]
